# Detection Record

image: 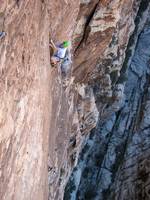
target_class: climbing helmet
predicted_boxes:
[63,41,71,48]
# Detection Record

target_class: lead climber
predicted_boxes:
[49,39,71,66]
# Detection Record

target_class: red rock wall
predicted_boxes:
[0,1,51,199]
[0,0,144,200]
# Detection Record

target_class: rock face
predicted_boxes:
[0,1,52,200]
[65,1,150,200]
[0,0,150,200]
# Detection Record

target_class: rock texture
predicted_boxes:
[0,0,150,200]
[0,1,51,200]
[65,1,150,200]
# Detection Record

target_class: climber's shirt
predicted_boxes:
[54,45,67,60]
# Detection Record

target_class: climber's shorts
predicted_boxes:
[53,55,61,62]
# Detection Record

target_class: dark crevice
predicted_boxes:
[74,2,99,54]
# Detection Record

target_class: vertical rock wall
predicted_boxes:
[65,1,150,200]
[0,1,51,200]
[1,0,149,200]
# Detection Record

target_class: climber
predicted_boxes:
[0,31,6,39]
[49,39,71,66]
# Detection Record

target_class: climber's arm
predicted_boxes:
[49,39,57,52]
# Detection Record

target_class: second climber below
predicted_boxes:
[49,39,71,66]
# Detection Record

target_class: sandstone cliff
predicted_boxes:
[0,0,150,200]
